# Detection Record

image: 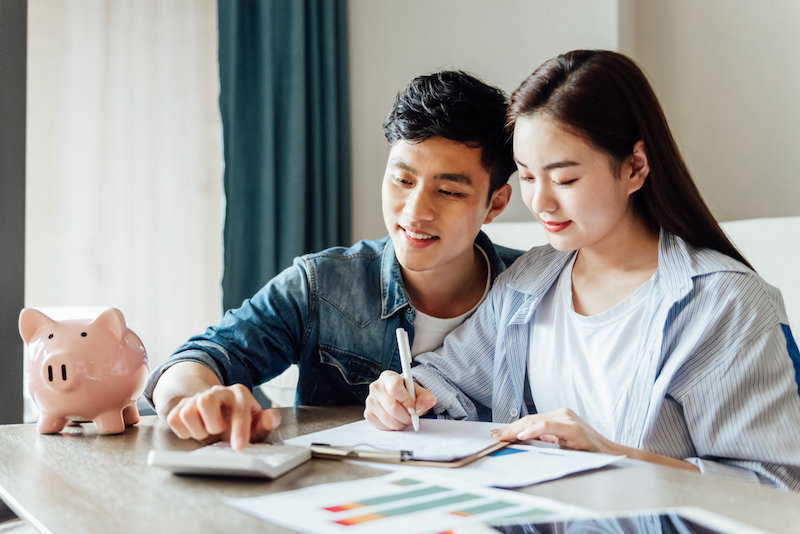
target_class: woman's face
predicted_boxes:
[513,114,645,253]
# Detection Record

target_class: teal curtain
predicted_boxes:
[218,0,351,312]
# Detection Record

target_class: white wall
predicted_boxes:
[625,1,800,222]
[348,1,800,240]
[347,0,621,241]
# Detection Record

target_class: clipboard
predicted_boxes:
[308,440,510,468]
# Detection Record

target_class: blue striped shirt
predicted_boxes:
[413,230,800,490]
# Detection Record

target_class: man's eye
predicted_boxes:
[439,190,463,197]
[555,179,577,187]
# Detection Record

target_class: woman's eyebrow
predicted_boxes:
[542,160,580,171]
[513,158,580,171]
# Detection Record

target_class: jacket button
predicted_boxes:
[509,408,518,417]
[406,307,412,313]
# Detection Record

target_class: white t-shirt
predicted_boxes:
[411,245,491,357]
[528,255,655,441]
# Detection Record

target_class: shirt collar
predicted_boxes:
[506,228,750,303]
[380,230,516,319]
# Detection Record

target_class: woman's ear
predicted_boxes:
[624,140,650,195]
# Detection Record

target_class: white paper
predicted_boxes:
[225,468,589,534]
[358,444,626,488]
[286,418,505,461]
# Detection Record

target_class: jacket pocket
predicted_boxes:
[318,345,383,386]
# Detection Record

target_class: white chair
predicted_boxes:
[720,217,800,329]
[483,217,800,328]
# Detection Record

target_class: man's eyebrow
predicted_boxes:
[390,160,415,173]
[389,159,473,185]
[437,173,472,186]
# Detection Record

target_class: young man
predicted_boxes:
[145,71,522,449]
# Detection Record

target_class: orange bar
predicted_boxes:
[324,503,363,512]
[335,513,385,526]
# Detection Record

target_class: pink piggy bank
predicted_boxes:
[19,308,149,435]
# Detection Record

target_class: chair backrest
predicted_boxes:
[481,220,549,252]
[483,217,800,328]
[720,217,800,329]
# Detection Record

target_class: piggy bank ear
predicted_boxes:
[91,308,127,341]
[19,308,56,344]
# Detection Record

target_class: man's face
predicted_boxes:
[382,136,503,278]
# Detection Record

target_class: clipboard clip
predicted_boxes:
[310,443,414,462]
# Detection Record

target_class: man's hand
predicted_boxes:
[151,361,280,450]
[364,370,436,430]
[165,384,281,451]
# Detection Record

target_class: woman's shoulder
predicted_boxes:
[668,236,789,326]
[496,244,572,289]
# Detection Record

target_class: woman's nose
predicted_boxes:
[530,183,556,215]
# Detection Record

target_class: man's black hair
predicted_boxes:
[383,71,516,202]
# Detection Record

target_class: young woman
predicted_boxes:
[364,50,800,490]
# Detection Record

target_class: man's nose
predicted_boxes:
[403,188,435,221]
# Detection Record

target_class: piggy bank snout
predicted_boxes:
[40,355,82,392]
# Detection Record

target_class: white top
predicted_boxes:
[411,245,491,357]
[528,255,655,441]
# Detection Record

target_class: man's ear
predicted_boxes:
[624,140,650,195]
[483,183,512,224]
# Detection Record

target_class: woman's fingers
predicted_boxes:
[364,371,437,431]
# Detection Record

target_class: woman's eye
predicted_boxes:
[393,176,412,185]
[520,174,535,182]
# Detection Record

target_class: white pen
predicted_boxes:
[395,327,419,432]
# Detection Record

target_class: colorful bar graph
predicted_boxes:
[323,485,449,512]
[334,493,483,526]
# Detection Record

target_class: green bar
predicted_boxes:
[358,485,450,507]
[495,508,553,520]
[380,493,482,517]
[455,501,518,516]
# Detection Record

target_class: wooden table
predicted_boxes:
[1,407,799,533]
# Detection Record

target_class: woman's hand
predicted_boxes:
[364,370,437,431]
[490,407,700,472]
[489,407,616,453]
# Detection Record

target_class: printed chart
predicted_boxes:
[225,469,587,534]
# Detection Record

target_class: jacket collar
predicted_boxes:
[380,230,515,319]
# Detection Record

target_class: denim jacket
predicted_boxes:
[144,231,522,407]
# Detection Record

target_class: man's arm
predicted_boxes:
[151,361,280,451]
[151,361,223,418]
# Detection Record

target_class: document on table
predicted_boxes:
[364,443,625,488]
[285,418,503,462]
[225,468,589,534]
[285,418,625,486]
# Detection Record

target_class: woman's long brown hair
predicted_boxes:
[508,50,752,270]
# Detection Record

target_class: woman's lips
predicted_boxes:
[401,227,438,248]
[542,220,572,233]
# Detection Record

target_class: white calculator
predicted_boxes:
[147,441,311,479]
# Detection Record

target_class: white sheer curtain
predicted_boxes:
[26,0,224,405]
